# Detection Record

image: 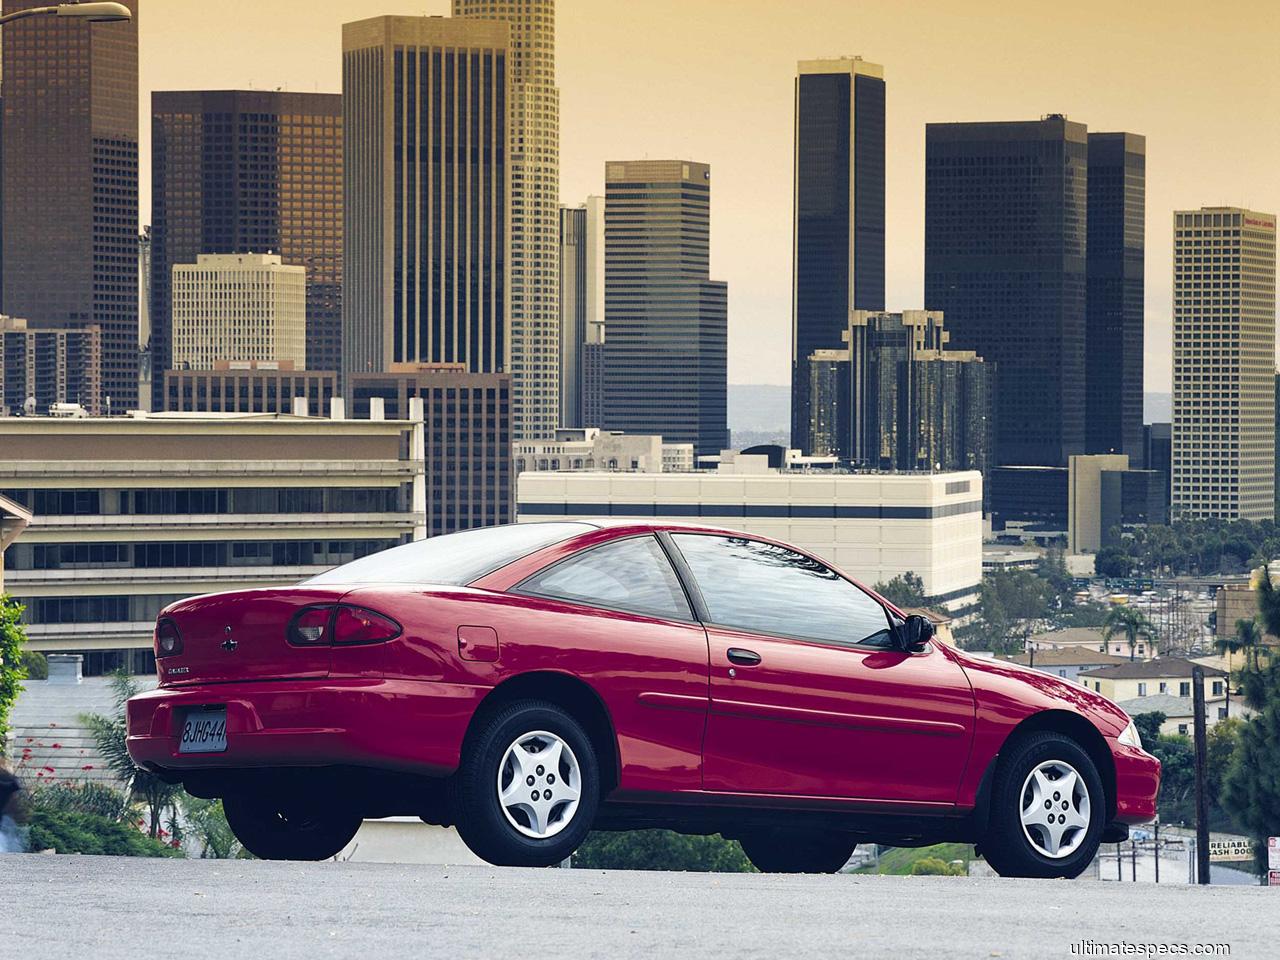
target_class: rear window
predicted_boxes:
[304,523,594,586]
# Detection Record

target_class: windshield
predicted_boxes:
[304,522,595,586]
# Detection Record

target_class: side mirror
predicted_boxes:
[892,614,935,653]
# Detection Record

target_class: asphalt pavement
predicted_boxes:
[0,854,1272,959]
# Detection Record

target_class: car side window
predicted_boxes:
[517,535,692,621]
[671,534,893,648]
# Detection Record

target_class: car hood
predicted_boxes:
[939,643,1133,738]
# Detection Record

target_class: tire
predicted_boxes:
[981,731,1105,879]
[223,792,362,861]
[452,699,600,867]
[739,829,857,874]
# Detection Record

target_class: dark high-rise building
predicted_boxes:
[790,57,885,452]
[1086,133,1145,458]
[602,160,728,458]
[807,310,993,474]
[559,198,603,429]
[1142,421,1172,504]
[150,90,342,408]
[342,15,509,387]
[350,364,513,537]
[2,0,139,411]
[925,116,1088,468]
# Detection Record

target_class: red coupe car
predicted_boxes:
[126,521,1159,876]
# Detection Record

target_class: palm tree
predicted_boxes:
[1216,617,1262,671]
[1103,605,1157,662]
[1253,566,1280,669]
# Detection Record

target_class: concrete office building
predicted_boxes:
[514,428,693,475]
[559,198,604,429]
[150,90,343,405]
[1172,208,1276,520]
[1,316,103,415]
[350,364,513,538]
[171,254,307,370]
[0,412,422,674]
[1086,133,1145,459]
[454,0,561,440]
[342,15,509,388]
[1068,454,1129,554]
[0,493,33,594]
[602,160,728,458]
[791,57,885,452]
[1,0,139,410]
[162,361,337,415]
[518,462,983,613]
[806,310,993,474]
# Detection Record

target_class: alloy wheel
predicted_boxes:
[496,729,582,839]
[1018,758,1091,859]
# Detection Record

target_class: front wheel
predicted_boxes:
[223,793,362,861]
[981,731,1104,879]
[452,700,600,867]
[739,829,857,873]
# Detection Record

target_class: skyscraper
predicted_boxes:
[602,160,728,457]
[559,197,603,429]
[342,15,509,385]
[925,116,1088,468]
[1086,132,1145,459]
[1172,207,1276,521]
[454,0,560,439]
[150,90,342,407]
[791,57,885,452]
[2,0,139,411]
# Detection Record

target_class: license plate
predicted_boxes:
[179,708,227,754]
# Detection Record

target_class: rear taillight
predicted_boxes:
[156,618,183,658]
[287,605,401,647]
[333,606,402,645]
[288,605,333,646]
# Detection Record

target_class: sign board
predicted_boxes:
[1269,871,1280,888]
[1208,838,1253,862]
[1269,837,1280,871]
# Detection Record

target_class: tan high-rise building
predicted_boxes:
[454,1,560,439]
[171,254,306,370]
[341,15,510,384]
[1172,207,1277,520]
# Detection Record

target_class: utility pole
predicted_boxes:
[1154,818,1160,884]
[1192,665,1211,885]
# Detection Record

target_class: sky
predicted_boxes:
[141,0,1280,389]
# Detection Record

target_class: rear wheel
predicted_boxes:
[738,829,856,874]
[452,700,599,867]
[981,731,1104,879]
[223,792,362,861]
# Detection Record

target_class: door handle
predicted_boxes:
[726,648,761,667]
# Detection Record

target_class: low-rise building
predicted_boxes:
[1080,658,1230,720]
[1001,646,1131,684]
[518,458,983,614]
[0,493,33,594]
[1027,626,1159,660]
[513,428,692,475]
[0,411,423,674]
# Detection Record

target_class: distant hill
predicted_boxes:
[728,384,789,435]
[1144,392,1171,424]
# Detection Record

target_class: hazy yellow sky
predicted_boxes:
[142,0,1280,389]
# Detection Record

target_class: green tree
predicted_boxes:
[1217,617,1265,673]
[874,572,927,608]
[179,796,243,859]
[1094,545,1133,579]
[0,596,29,758]
[82,670,180,838]
[1103,605,1157,661]
[1222,660,1280,870]
[572,830,754,872]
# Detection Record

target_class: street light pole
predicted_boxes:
[0,3,131,27]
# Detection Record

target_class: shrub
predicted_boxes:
[909,856,966,876]
[0,597,28,756]
[19,650,47,681]
[30,780,128,821]
[572,830,754,872]
[26,808,182,857]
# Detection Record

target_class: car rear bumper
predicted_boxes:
[126,678,488,777]
[1110,740,1160,824]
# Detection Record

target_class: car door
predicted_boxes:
[666,532,975,806]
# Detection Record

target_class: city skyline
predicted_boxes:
[134,0,1279,391]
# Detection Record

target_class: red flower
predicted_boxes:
[51,743,62,749]
[42,766,55,773]
[82,765,94,771]
[170,840,181,849]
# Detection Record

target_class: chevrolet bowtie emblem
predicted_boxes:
[222,625,238,652]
